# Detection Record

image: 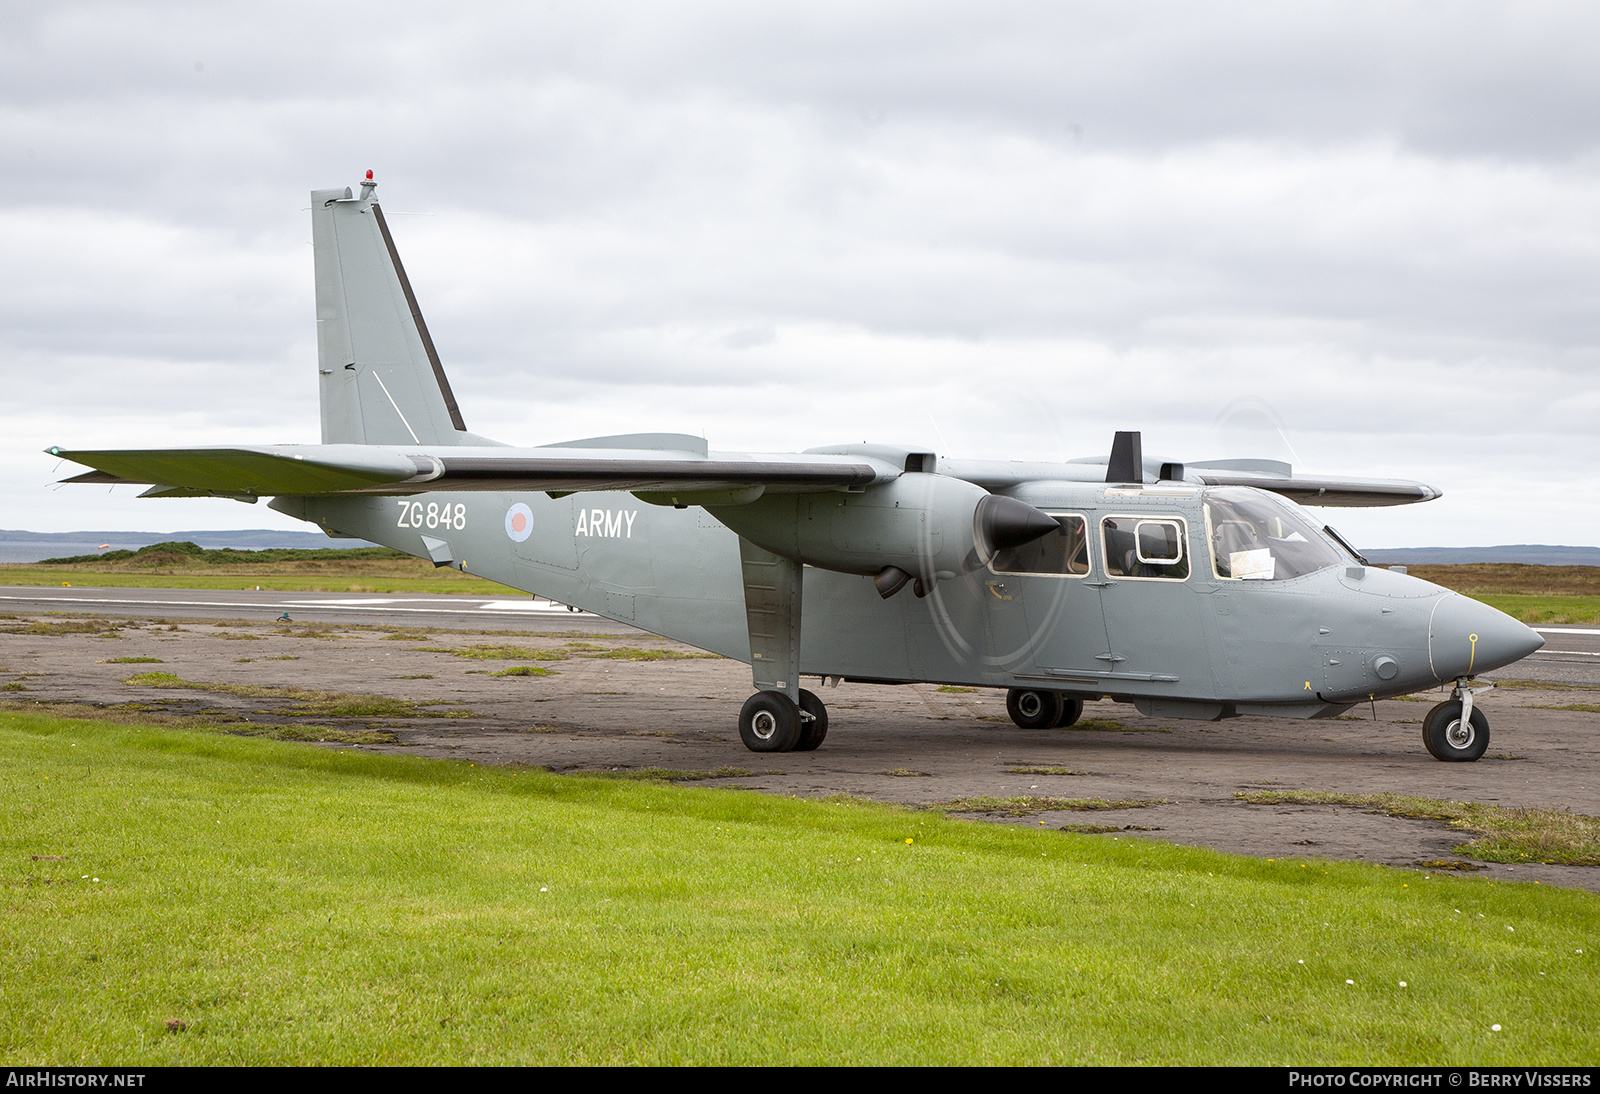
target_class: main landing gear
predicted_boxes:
[738,688,828,753]
[1005,687,1084,729]
[1422,677,1494,762]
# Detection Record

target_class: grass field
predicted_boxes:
[3,711,1596,1065]
[0,543,516,595]
[0,565,514,596]
[1470,596,1600,626]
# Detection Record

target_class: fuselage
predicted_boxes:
[274,477,1542,722]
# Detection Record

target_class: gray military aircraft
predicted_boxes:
[51,175,1544,761]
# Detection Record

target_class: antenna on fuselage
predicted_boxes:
[1105,431,1143,484]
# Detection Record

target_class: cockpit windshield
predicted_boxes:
[1203,487,1343,581]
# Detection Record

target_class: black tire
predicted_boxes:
[1422,700,1489,762]
[1053,697,1085,728]
[794,688,829,751]
[1420,701,1452,759]
[739,691,802,753]
[1006,688,1064,729]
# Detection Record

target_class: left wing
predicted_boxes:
[50,442,896,499]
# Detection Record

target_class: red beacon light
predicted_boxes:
[366,170,374,180]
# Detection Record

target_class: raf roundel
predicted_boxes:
[504,503,534,543]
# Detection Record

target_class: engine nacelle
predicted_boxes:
[706,475,1058,588]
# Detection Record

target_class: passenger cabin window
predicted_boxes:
[992,514,1090,575]
[1101,516,1190,580]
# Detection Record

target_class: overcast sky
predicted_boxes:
[3,1,1596,548]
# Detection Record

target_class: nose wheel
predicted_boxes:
[1422,679,1494,761]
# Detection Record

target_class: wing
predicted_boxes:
[51,434,1441,509]
[1187,471,1439,507]
[49,442,894,499]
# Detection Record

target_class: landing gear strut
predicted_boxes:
[733,537,834,753]
[1422,678,1494,762]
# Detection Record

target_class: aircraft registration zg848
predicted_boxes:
[52,175,1544,761]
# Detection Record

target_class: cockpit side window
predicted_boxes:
[1101,516,1189,580]
[992,513,1090,575]
[1203,487,1343,580]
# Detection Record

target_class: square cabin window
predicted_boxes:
[991,514,1089,575]
[1102,516,1189,580]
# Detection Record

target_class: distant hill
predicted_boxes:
[1365,545,1600,567]
[0,528,376,564]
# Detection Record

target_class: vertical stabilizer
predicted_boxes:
[311,176,481,446]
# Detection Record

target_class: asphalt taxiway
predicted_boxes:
[3,584,1596,892]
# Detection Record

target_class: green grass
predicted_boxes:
[412,644,570,661]
[1238,792,1600,867]
[3,711,1598,1064]
[1,619,126,636]
[1488,679,1600,693]
[576,646,721,661]
[1471,595,1600,625]
[0,567,517,595]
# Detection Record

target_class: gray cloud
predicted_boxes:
[1,2,1596,546]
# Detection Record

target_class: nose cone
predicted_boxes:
[1429,594,1544,680]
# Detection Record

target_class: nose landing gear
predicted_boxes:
[1422,678,1495,762]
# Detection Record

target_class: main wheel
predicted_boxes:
[1006,688,1064,729]
[739,691,802,753]
[1422,700,1489,762]
[1053,697,1085,728]
[794,688,829,751]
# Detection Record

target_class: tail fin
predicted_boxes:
[311,176,482,446]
